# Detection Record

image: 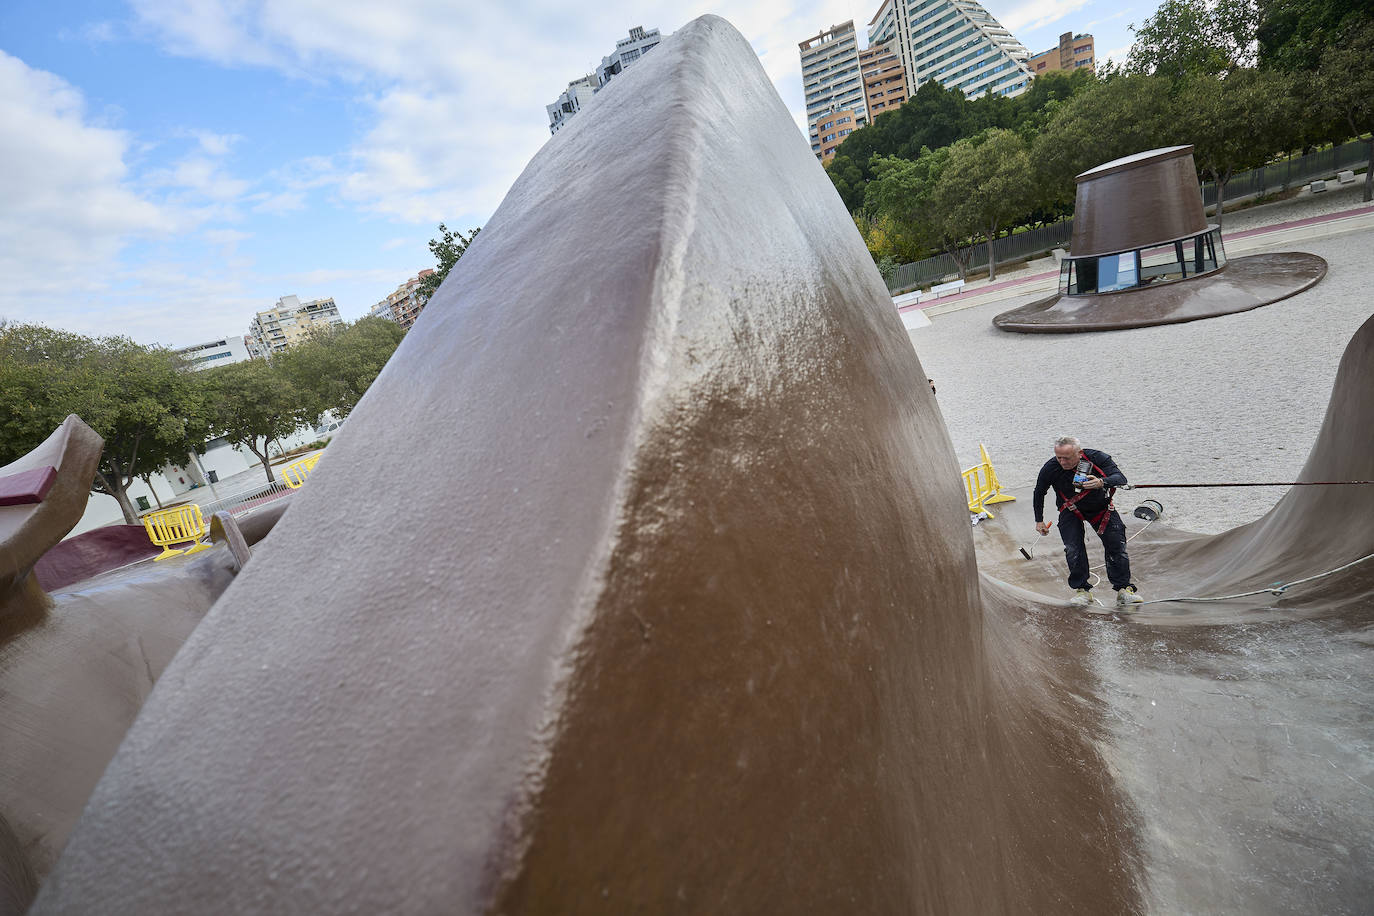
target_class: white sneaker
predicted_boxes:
[1070,589,1093,607]
[1116,586,1143,607]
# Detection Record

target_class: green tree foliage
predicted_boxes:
[860,150,949,263]
[927,130,1033,282]
[202,359,312,484]
[416,223,481,305]
[278,316,406,422]
[0,323,209,524]
[824,154,867,211]
[1030,74,1181,212]
[1316,19,1374,201]
[1179,68,1301,224]
[1127,0,1261,79]
[1258,0,1374,71]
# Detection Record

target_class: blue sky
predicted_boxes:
[1,0,1142,349]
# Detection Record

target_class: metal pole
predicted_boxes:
[191,451,221,503]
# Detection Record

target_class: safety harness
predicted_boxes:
[1057,456,1116,534]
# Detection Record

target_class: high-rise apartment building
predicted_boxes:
[175,336,251,370]
[1027,32,1095,75]
[597,26,662,87]
[800,22,868,160]
[816,108,861,162]
[547,75,600,135]
[369,269,436,331]
[245,294,343,359]
[860,40,910,122]
[868,0,1032,101]
[546,26,662,135]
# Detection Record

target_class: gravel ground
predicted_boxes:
[911,223,1374,535]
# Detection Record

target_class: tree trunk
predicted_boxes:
[986,224,999,283]
[144,475,164,509]
[1215,175,1227,230]
[1364,136,1372,203]
[245,440,276,485]
[96,469,141,525]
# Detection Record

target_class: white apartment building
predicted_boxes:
[597,25,662,87]
[547,74,600,135]
[869,0,1032,101]
[175,335,251,371]
[546,26,662,135]
[245,294,343,359]
[800,22,869,160]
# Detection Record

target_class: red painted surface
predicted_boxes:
[0,466,57,506]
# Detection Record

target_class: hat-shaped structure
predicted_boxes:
[993,146,1326,332]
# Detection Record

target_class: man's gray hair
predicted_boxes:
[1055,435,1080,450]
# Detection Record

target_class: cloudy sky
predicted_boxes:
[1,0,1141,348]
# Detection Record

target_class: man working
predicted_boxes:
[1033,436,1143,608]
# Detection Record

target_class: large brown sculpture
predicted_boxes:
[29,16,1374,915]
[31,17,1138,913]
[0,414,103,617]
[994,146,1326,332]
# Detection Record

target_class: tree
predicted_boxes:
[927,131,1034,282]
[1258,0,1373,72]
[1030,74,1180,213]
[1127,0,1261,79]
[861,151,947,263]
[824,154,867,211]
[1316,20,1374,201]
[278,316,406,422]
[202,360,311,485]
[0,324,209,524]
[416,223,480,305]
[1179,68,1297,224]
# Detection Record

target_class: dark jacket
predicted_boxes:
[1033,448,1127,522]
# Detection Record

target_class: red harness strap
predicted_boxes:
[1058,457,1116,534]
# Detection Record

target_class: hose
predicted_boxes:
[1125,481,1374,489]
[1137,551,1374,606]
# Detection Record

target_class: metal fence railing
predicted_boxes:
[1200,138,1370,207]
[199,480,293,519]
[886,219,1073,293]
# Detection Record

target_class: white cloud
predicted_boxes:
[1101,43,1134,65]
[127,1,854,225]
[999,0,1094,34]
[0,51,174,322]
[192,130,241,156]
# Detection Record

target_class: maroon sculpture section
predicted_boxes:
[33,16,1137,915]
[0,415,103,615]
[994,146,1327,333]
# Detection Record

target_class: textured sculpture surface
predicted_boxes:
[32,16,1137,914]
[28,16,1374,916]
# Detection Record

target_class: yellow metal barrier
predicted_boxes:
[280,451,322,489]
[962,443,1016,518]
[142,504,212,561]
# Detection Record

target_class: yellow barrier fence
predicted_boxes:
[142,504,212,561]
[962,443,1015,518]
[281,451,323,489]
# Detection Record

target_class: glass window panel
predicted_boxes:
[1179,238,1197,277]
[1139,243,1184,283]
[1097,253,1138,292]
